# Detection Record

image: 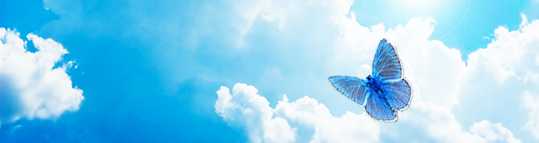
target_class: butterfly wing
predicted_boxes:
[329,76,369,105]
[330,39,411,122]
[364,90,397,122]
[372,39,403,81]
[372,39,412,111]
[381,78,412,111]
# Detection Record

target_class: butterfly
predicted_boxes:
[329,39,412,122]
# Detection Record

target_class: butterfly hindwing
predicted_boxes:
[365,90,397,121]
[329,76,369,105]
[372,39,403,81]
[381,78,412,111]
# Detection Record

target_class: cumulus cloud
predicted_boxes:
[225,0,353,47]
[471,120,521,143]
[333,16,466,108]
[396,97,520,143]
[332,12,537,142]
[462,15,539,141]
[523,91,539,140]
[213,0,539,141]
[216,83,521,143]
[215,83,296,143]
[0,28,83,125]
[466,19,539,85]
[215,83,380,143]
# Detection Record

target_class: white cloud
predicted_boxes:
[215,83,380,143]
[214,0,539,142]
[225,0,353,47]
[215,84,296,143]
[274,95,380,143]
[216,83,521,143]
[333,16,466,108]
[466,20,539,85]
[523,91,539,140]
[333,14,538,142]
[397,97,482,142]
[463,18,539,141]
[331,5,539,142]
[0,28,84,125]
[379,89,520,143]
[471,120,521,143]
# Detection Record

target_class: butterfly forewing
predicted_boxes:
[365,91,397,122]
[381,78,412,110]
[329,76,369,105]
[372,39,403,81]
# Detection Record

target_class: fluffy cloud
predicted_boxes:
[0,28,83,125]
[216,83,521,143]
[226,0,353,47]
[466,17,539,85]
[332,13,535,142]
[523,91,539,140]
[215,83,380,143]
[471,120,521,143]
[333,16,466,108]
[332,5,539,142]
[395,97,520,143]
[213,0,539,141]
[215,83,296,143]
[462,15,539,140]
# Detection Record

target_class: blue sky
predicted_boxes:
[1,0,539,142]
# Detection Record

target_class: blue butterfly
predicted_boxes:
[329,39,412,122]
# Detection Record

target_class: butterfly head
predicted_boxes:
[367,75,372,81]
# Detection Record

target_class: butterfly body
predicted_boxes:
[329,39,412,122]
[366,75,383,94]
